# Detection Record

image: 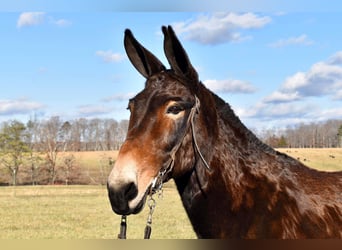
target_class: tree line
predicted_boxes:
[24,116,129,152]
[0,117,128,186]
[1,116,342,186]
[256,119,342,148]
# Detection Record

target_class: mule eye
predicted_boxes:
[166,105,184,115]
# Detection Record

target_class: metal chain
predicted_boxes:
[144,195,156,239]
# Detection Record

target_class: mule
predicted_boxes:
[107,25,342,238]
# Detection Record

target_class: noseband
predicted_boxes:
[117,95,211,239]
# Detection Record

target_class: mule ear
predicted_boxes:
[162,25,199,82]
[124,29,166,78]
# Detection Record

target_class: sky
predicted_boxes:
[1,1,342,132]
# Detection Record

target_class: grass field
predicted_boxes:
[276,148,342,172]
[0,148,341,239]
[0,183,196,239]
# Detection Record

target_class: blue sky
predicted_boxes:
[1,2,342,131]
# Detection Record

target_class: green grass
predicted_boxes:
[0,182,196,239]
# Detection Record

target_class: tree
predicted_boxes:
[0,120,30,185]
[277,135,287,148]
[40,116,65,184]
[60,121,72,151]
[25,118,44,185]
[62,154,77,185]
[338,125,342,148]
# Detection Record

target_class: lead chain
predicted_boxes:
[144,195,156,239]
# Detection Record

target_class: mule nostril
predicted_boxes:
[124,182,138,200]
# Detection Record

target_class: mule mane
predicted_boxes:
[211,90,275,154]
[193,80,276,162]
[175,80,342,239]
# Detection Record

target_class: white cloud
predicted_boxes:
[282,72,308,91]
[17,12,72,29]
[237,51,342,129]
[263,51,342,103]
[38,67,48,73]
[318,107,342,120]
[327,51,342,65]
[334,90,342,100]
[95,50,125,63]
[203,79,256,94]
[173,12,271,45]
[269,34,314,48]
[231,50,342,130]
[77,105,114,116]
[238,101,316,121]
[240,101,342,130]
[17,12,46,28]
[263,91,301,103]
[0,99,45,116]
[52,19,72,27]
[102,93,136,102]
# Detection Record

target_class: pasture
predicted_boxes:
[0,148,341,239]
[0,183,196,239]
[276,148,342,172]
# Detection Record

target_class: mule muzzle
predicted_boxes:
[107,181,147,215]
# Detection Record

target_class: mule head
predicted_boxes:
[107,26,217,215]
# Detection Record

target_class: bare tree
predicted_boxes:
[259,120,342,148]
[62,154,76,185]
[98,153,115,185]
[25,118,44,185]
[60,121,72,151]
[40,116,65,184]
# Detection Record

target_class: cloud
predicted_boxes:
[269,34,314,48]
[172,12,271,45]
[102,93,136,102]
[263,91,301,103]
[0,99,45,116]
[334,90,342,100]
[237,100,317,124]
[328,51,342,65]
[17,12,72,28]
[37,67,48,73]
[318,107,342,121]
[236,51,342,129]
[52,18,72,27]
[77,104,114,117]
[95,50,125,63]
[244,104,342,128]
[203,79,257,94]
[264,51,342,103]
[17,12,45,28]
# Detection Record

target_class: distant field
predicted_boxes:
[61,148,342,174]
[276,148,342,172]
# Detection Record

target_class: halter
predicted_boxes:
[117,95,211,239]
